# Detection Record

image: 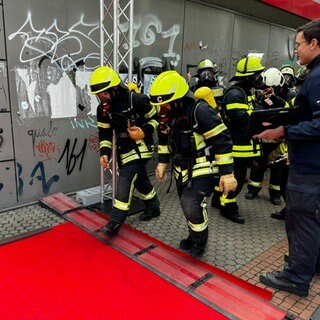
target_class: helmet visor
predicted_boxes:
[150,93,175,105]
[90,81,111,94]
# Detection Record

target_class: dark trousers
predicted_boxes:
[247,143,282,199]
[283,170,320,288]
[111,160,157,223]
[177,176,215,245]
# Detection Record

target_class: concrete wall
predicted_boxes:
[0,0,299,210]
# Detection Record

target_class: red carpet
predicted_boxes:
[0,222,227,320]
[35,193,289,319]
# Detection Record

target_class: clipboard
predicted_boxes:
[246,107,300,137]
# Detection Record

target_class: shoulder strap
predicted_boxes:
[220,86,248,128]
[191,101,206,131]
[224,85,248,104]
[129,91,134,111]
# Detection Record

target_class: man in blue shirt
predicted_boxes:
[255,19,320,297]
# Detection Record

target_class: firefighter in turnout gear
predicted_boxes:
[90,66,160,236]
[149,70,236,256]
[279,64,298,101]
[189,59,225,107]
[218,55,264,224]
[188,59,226,209]
[245,67,286,205]
[189,59,219,90]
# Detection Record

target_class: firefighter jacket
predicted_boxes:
[285,54,320,175]
[97,90,158,166]
[157,98,234,185]
[223,86,262,158]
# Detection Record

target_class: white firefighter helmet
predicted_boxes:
[262,67,285,87]
[280,65,295,77]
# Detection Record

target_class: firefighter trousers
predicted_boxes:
[110,160,158,223]
[177,176,215,246]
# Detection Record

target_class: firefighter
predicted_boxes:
[189,59,219,89]
[187,59,226,209]
[279,64,297,101]
[90,66,160,236]
[245,67,286,205]
[149,70,236,256]
[218,55,264,223]
[188,59,224,107]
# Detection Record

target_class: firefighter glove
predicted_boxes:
[127,126,145,140]
[219,173,237,195]
[155,163,167,182]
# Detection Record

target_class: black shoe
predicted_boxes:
[260,271,309,297]
[190,243,205,257]
[271,211,285,220]
[270,197,281,205]
[179,236,192,250]
[139,207,160,221]
[245,190,258,200]
[100,220,121,237]
[220,210,245,224]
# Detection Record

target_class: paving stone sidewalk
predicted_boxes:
[0,175,319,320]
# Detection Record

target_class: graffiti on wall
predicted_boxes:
[9,135,92,196]
[27,121,59,158]
[14,61,88,119]
[1,10,182,202]
[8,12,181,119]
[58,138,87,175]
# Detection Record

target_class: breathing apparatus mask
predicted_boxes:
[252,72,265,90]
[198,69,217,87]
[158,103,172,134]
[97,89,114,113]
[283,74,295,87]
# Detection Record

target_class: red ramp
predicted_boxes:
[36,193,292,320]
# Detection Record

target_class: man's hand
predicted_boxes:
[127,126,145,140]
[155,163,167,182]
[100,155,110,169]
[253,126,284,140]
[219,173,237,195]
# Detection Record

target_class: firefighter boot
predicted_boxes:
[100,220,122,237]
[180,228,207,257]
[190,243,206,257]
[179,235,192,250]
[220,206,245,224]
[180,236,205,257]
[139,197,161,221]
[270,197,281,205]
[245,188,259,200]
[269,189,282,205]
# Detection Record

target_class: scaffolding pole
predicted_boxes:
[99,0,134,203]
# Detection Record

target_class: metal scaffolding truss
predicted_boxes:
[99,0,134,202]
[99,0,134,74]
